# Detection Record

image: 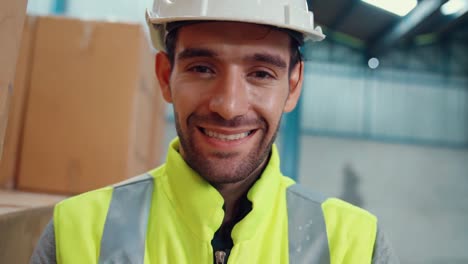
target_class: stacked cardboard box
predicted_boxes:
[0,191,65,263]
[0,11,166,264]
[0,0,28,160]
[0,4,60,262]
[0,190,64,215]
[0,16,166,194]
[0,17,36,189]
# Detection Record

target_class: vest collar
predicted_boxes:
[159,138,284,242]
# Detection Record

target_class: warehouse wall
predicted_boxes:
[298,136,468,263]
[27,0,153,24]
[66,0,152,24]
[26,0,53,15]
[297,44,468,263]
[302,43,468,147]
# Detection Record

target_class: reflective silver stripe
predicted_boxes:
[99,174,154,264]
[286,184,330,264]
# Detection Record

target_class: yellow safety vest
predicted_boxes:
[54,139,377,263]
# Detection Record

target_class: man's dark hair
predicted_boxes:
[164,23,303,74]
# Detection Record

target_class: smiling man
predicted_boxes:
[31,0,399,263]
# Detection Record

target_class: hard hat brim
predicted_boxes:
[147,15,325,42]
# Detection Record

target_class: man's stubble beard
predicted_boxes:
[174,110,282,185]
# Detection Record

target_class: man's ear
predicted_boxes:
[155,52,173,103]
[283,61,304,113]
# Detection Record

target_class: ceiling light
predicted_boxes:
[441,0,468,16]
[368,58,380,69]
[362,0,418,16]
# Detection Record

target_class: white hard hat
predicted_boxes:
[146,0,325,51]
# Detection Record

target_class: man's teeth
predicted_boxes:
[203,129,250,141]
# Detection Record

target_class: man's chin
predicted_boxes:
[195,163,249,185]
[182,138,273,186]
[192,152,269,187]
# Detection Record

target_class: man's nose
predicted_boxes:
[208,69,249,120]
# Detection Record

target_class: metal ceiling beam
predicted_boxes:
[321,26,366,51]
[367,0,449,57]
[438,10,468,39]
[329,0,359,31]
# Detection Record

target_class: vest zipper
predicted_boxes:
[215,251,226,264]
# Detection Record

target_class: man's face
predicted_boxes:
[156,22,303,185]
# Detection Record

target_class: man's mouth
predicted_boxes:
[200,128,254,141]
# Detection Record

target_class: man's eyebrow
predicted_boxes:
[177,48,219,60]
[246,53,288,68]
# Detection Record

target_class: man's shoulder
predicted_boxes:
[286,182,377,221]
[323,197,376,219]
[56,169,162,213]
[55,184,114,220]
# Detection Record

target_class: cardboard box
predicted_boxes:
[0,190,65,213]
[0,17,36,189]
[17,16,166,194]
[0,190,64,263]
[0,0,29,160]
[0,206,53,263]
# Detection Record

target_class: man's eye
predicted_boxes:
[188,65,214,74]
[250,71,274,79]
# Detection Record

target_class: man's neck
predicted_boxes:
[214,158,268,225]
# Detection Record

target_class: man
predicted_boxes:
[32,0,399,263]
